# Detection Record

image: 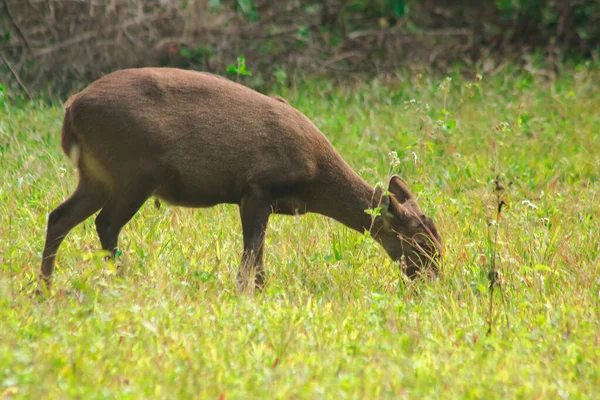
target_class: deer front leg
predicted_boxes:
[237,188,272,293]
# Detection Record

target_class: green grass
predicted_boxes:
[1,64,599,399]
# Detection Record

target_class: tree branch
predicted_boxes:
[0,51,33,101]
[3,0,32,51]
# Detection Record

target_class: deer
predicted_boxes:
[38,67,442,294]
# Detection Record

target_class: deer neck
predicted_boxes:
[311,156,378,234]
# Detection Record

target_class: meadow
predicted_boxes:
[1,63,599,399]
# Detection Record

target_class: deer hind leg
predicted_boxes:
[94,179,158,262]
[40,179,108,292]
[237,188,272,293]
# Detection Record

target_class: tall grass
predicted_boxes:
[1,63,599,398]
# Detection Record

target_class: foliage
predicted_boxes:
[492,0,599,54]
[1,64,599,398]
[0,0,598,96]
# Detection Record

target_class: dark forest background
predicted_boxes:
[1,0,598,98]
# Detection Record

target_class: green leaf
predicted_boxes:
[388,0,405,17]
[364,207,382,217]
[227,56,253,77]
[180,47,192,59]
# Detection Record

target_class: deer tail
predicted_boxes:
[61,96,80,168]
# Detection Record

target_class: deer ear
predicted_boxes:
[373,183,412,223]
[376,191,409,221]
[388,175,415,203]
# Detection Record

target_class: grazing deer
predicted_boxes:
[39,67,442,293]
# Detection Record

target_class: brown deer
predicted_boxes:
[39,67,442,293]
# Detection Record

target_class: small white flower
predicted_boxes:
[521,200,538,210]
[388,151,400,167]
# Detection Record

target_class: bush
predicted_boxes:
[1,0,597,96]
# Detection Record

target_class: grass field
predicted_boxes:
[1,63,599,399]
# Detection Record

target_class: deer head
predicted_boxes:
[373,176,442,279]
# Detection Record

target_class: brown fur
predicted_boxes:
[38,67,442,293]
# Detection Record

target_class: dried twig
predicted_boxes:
[0,51,33,101]
[26,0,60,42]
[348,28,472,40]
[322,51,363,68]
[29,15,161,58]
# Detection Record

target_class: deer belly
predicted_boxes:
[154,170,239,208]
